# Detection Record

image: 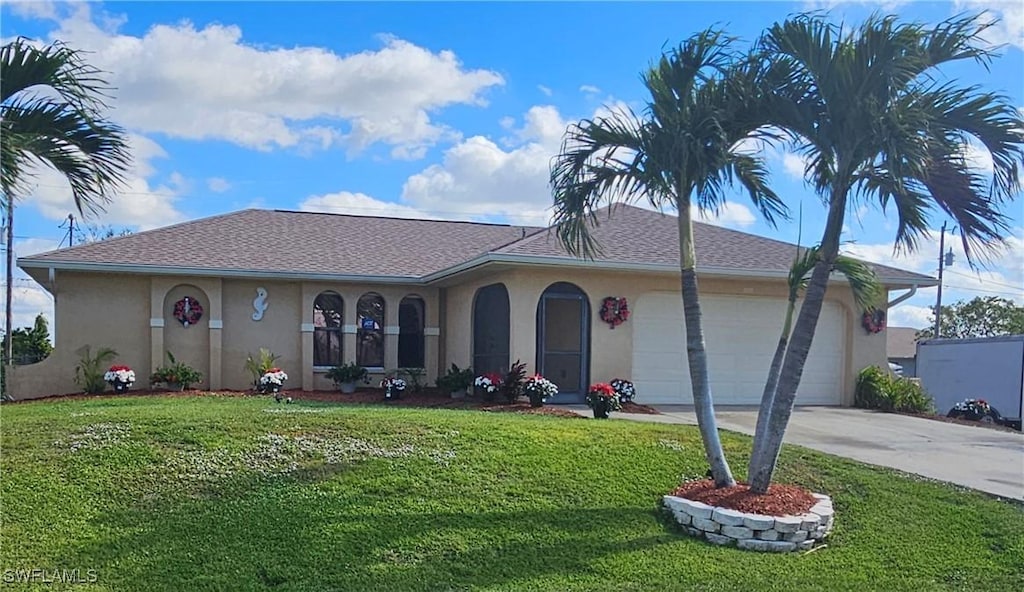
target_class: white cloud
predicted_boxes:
[206,177,231,193]
[843,226,1024,305]
[298,191,444,221]
[887,304,934,330]
[579,85,601,94]
[537,85,553,97]
[692,202,757,228]
[957,0,1024,49]
[1,281,54,339]
[6,0,59,20]
[782,152,809,180]
[34,4,503,154]
[20,134,186,230]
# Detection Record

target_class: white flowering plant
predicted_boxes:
[610,378,636,403]
[259,368,288,393]
[380,377,406,391]
[523,375,558,398]
[104,365,136,385]
[474,373,502,394]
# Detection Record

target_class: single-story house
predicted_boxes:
[886,326,921,377]
[11,204,936,404]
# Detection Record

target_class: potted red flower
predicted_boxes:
[586,382,622,419]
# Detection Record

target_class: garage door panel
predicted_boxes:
[632,292,844,405]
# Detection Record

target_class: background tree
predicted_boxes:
[917,296,1024,339]
[1,37,131,383]
[550,30,787,487]
[747,14,1024,492]
[1,313,53,365]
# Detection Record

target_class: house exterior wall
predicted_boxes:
[8,266,885,404]
[8,271,439,399]
[442,267,887,406]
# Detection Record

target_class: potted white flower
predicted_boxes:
[103,365,136,393]
[380,376,406,400]
[522,374,558,407]
[259,368,288,394]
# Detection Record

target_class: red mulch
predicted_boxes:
[671,479,818,517]
[621,401,660,415]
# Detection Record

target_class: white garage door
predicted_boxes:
[632,292,845,405]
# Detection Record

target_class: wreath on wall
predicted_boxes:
[600,296,630,329]
[861,309,886,334]
[173,296,204,327]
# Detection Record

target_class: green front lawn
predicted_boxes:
[2,395,1021,591]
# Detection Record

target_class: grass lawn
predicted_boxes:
[1,395,1022,591]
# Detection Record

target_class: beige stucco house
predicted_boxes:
[10,204,935,404]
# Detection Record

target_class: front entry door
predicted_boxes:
[537,283,590,404]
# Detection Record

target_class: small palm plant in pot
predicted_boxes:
[523,374,558,407]
[586,383,622,419]
[436,364,474,398]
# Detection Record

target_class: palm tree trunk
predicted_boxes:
[748,298,795,472]
[748,193,847,493]
[677,205,735,488]
[4,201,12,364]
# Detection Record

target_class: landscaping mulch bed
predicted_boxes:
[671,478,817,517]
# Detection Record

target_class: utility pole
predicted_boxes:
[933,222,955,338]
[59,214,76,248]
[4,198,12,371]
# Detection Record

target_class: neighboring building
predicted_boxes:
[886,326,921,377]
[918,335,1024,422]
[11,205,935,404]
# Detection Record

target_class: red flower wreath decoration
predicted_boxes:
[600,296,630,329]
[861,309,886,334]
[173,296,204,327]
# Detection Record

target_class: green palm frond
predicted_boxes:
[787,245,882,313]
[550,28,789,259]
[1,38,131,213]
[758,12,1023,265]
[1,37,113,113]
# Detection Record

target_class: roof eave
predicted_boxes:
[17,259,424,285]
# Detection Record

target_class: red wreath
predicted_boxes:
[862,309,886,334]
[600,296,630,329]
[173,296,204,327]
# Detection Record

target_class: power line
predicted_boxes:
[944,269,1022,292]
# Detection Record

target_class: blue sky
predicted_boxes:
[2,0,1022,334]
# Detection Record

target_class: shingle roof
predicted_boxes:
[887,327,922,358]
[19,204,934,285]
[20,209,539,278]
[494,204,935,284]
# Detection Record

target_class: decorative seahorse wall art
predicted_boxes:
[252,287,269,321]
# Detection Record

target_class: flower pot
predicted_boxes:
[592,399,611,419]
[339,382,356,394]
[528,393,545,408]
[112,382,131,394]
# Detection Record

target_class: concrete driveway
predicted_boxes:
[581,406,1024,500]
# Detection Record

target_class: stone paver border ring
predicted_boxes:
[662,493,835,552]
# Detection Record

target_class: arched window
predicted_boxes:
[472,283,510,374]
[398,296,425,368]
[357,292,385,367]
[313,291,343,367]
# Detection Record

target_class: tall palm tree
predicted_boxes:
[747,14,1024,492]
[1,37,130,367]
[749,245,883,471]
[550,29,787,487]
